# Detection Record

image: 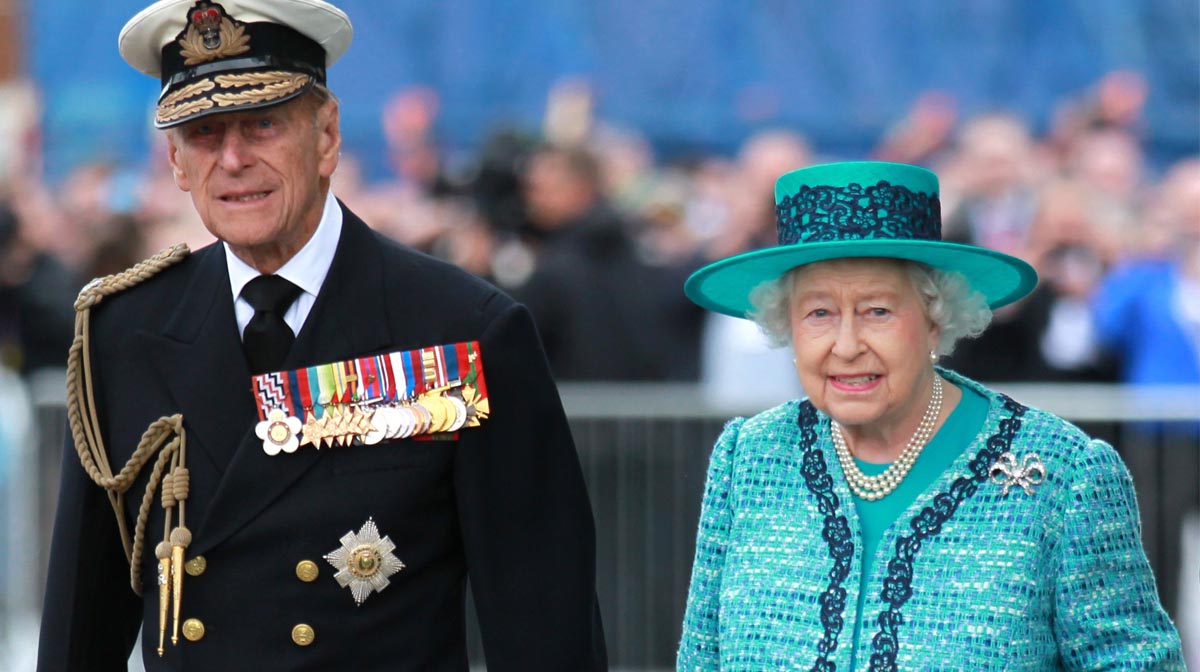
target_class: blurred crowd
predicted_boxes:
[0,70,1197,393]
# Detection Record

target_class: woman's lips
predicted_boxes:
[829,374,882,392]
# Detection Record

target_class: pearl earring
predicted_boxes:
[929,350,938,364]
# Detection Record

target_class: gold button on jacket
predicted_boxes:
[292,623,315,646]
[181,618,205,642]
[184,556,207,577]
[295,559,319,582]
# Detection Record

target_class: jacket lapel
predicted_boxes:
[142,245,255,473]
[192,205,394,555]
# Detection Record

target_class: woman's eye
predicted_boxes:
[868,307,890,317]
[808,309,830,319]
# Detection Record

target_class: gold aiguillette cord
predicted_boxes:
[63,244,194,657]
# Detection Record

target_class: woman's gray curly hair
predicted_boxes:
[747,260,993,356]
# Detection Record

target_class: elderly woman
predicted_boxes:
[677,162,1183,670]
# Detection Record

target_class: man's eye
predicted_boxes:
[256,118,274,129]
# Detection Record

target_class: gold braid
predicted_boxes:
[66,243,190,595]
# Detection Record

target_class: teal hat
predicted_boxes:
[684,161,1038,318]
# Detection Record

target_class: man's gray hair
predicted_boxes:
[747,260,993,355]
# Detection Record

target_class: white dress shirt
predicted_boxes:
[226,189,343,340]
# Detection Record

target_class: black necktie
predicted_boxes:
[241,274,303,374]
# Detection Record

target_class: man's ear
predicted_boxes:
[166,132,191,192]
[316,100,341,180]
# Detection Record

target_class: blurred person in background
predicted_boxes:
[47,162,120,273]
[945,180,1119,382]
[0,199,77,377]
[1092,158,1200,388]
[872,91,959,167]
[381,86,450,196]
[1069,128,1145,206]
[940,113,1041,257]
[1049,70,1149,158]
[1065,128,1146,254]
[514,142,701,381]
[677,161,1182,670]
[1022,181,1120,381]
[423,197,499,281]
[590,123,659,216]
[715,129,813,260]
[700,129,810,407]
[589,124,703,266]
[334,89,452,248]
[631,168,699,265]
[935,113,1044,381]
[429,126,543,291]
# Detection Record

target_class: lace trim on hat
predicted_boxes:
[775,181,941,246]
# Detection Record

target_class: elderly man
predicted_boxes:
[37,1,607,670]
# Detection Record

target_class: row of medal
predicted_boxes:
[362,385,477,443]
[252,342,490,456]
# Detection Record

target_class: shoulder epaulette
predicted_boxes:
[74,243,191,313]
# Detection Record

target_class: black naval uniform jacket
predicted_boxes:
[38,205,608,671]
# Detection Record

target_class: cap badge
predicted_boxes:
[178,1,251,66]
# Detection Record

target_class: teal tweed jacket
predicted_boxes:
[678,372,1183,671]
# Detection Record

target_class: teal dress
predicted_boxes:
[677,370,1183,671]
[849,385,988,668]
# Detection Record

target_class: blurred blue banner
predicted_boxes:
[31,0,1200,182]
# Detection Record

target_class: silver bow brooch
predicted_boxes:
[989,452,1046,496]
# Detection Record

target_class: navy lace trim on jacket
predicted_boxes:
[798,395,1027,671]
[797,401,854,672]
[868,396,1027,671]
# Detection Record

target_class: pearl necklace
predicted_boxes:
[831,374,944,501]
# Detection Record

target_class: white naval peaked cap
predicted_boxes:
[118,0,353,127]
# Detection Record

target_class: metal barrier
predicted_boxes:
[8,380,1200,669]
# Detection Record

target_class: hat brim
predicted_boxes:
[155,69,314,128]
[684,240,1038,318]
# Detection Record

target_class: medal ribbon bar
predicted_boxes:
[251,341,490,454]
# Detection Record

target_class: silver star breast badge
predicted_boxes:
[324,518,406,606]
[989,452,1047,496]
